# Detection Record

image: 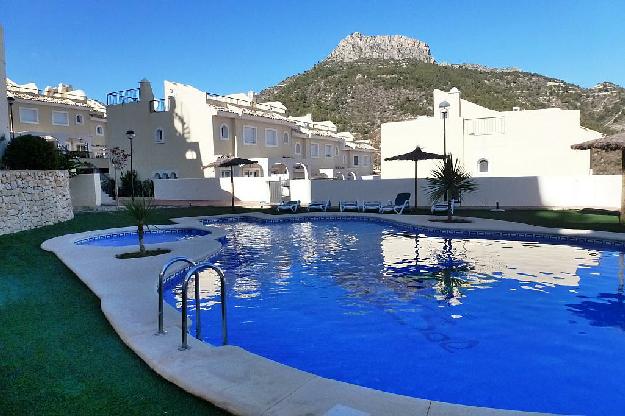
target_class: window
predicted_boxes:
[95,125,104,136]
[52,111,69,126]
[364,155,371,166]
[185,150,197,160]
[295,142,302,154]
[154,128,165,143]
[343,154,347,164]
[19,107,39,124]
[265,128,278,147]
[76,143,88,152]
[310,143,320,158]
[75,114,84,125]
[353,155,359,166]
[283,132,289,144]
[220,169,231,178]
[220,124,229,140]
[243,169,260,177]
[243,126,257,144]
[325,144,333,158]
[335,146,339,156]
[478,159,489,173]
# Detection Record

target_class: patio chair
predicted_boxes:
[379,193,411,214]
[362,201,382,212]
[431,199,456,215]
[308,200,331,212]
[276,200,300,213]
[339,200,360,212]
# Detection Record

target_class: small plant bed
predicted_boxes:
[429,218,473,223]
[116,248,171,259]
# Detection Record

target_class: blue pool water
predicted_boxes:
[164,220,625,415]
[76,228,209,246]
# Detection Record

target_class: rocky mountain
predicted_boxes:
[326,32,434,63]
[258,33,625,170]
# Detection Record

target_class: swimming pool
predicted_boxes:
[76,228,209,246]
[164,219,625,415]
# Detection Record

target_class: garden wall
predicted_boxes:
[0,170,74,235]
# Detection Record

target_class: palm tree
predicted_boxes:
[426,157,477,221]
[124,198,154,254]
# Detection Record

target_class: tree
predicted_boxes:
[109,147,129,207]
[123,198,154,254]
[426,157,477,221]
[2,135,60,169]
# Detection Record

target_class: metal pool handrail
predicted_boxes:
[158,256,196,335]
[179,261,228,350]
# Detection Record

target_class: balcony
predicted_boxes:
[106,88,139,106]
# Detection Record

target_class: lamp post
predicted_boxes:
[438,100,451,203]
[7,96,15,140]
[438,100,450,157]
[126,130,135,200]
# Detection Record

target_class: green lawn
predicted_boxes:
[0,206,622,415]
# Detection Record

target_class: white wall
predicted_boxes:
[69,173,102,207]
[154,177,271,202]
[156,175,622,210]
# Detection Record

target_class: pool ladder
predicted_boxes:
[158,257,228,350]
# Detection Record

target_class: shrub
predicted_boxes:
[2,135,60,170]
[119,170,154,197]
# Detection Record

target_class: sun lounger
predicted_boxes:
[308,200,331,212]
[339,200,360,212]
[379,193,411,214]
[276,200,300,213]
[431,199,456,215]
[362,201,382,212]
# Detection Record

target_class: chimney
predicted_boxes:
[247,90,255,102]
[139,78,154,101]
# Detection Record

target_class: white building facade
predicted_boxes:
[381,88,601,179]
[0,25,10,154]
[106,79,375,182]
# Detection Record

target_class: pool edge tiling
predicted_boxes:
[41,212,617,416]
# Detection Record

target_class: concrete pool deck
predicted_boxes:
[40,212,619,416]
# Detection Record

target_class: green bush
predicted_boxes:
[119,170,154,197]
[1,135,62,169]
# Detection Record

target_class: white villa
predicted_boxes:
[381,88,601,179]
[106,79,375,181]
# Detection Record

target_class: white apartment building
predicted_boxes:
[0,26,10,154]
[381,88,601,179]
[106,79,375,181]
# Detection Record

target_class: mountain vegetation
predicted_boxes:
[258,34,625,169]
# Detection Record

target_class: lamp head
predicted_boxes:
[126,130,135,140]
[7,96,15,105]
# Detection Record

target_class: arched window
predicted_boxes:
[283,132,289,144]
[154,173,162,179]
[220,124,229,140]
[478,159,489,173]
[170,172,177,179]
[154,128,164,143]
[295,142,301,154]
[95,125,104,136]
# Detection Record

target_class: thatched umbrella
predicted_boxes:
[385,147,446,210]
[207,156,257,211]
[572,132,625,222]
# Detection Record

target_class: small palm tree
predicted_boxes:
[124,198,154,254]
[426,157,477,221]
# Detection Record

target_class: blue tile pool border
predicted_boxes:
[74,227,210,246]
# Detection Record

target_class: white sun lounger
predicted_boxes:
[276,200,300,213]
[339,200,360,212]
[308,200,331,212]
[379,193,411,214]
[362,201,382,212]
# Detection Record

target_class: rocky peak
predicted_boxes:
[325,32,434,63]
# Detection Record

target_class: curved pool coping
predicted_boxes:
[41,212,619,416]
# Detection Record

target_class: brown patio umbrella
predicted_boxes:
[572,132,625,222]
[385,147,446,211]
[207,156,257,211]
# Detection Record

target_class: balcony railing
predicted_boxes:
[149,98,168,112]
[106,88,139,106]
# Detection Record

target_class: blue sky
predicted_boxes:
[2,0,624,101]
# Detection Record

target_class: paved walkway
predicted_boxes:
[40,212,613,416]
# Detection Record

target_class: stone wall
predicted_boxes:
[0,170,74,235]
